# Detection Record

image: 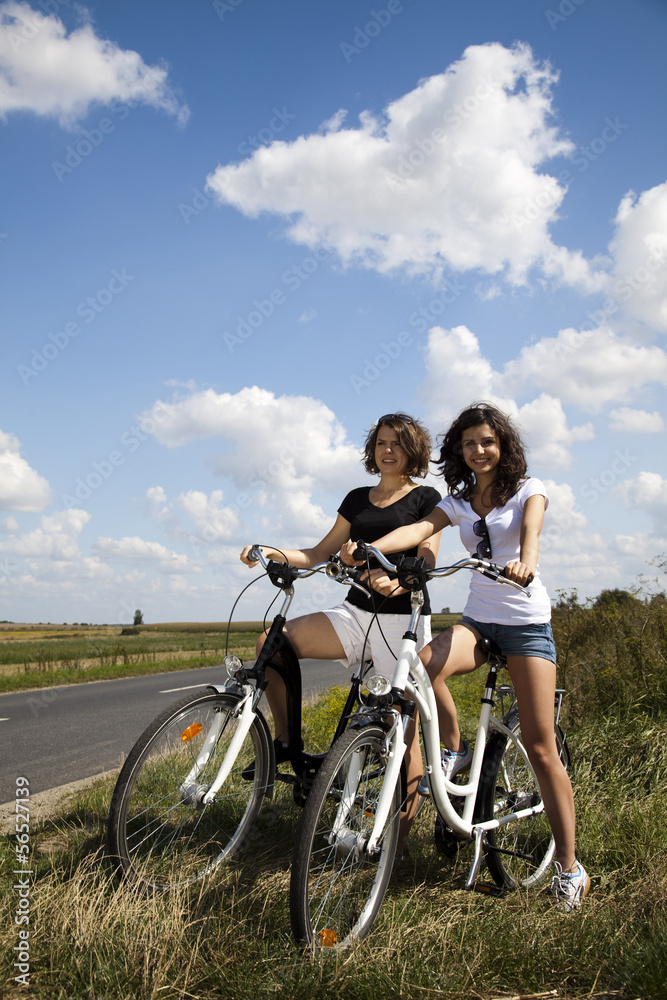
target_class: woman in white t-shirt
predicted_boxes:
[342,402,589,911]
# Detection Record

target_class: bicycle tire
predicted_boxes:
[478,713,568,889]
[290,724,401,950]
[107,688,272,892]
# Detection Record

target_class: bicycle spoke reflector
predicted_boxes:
[180,722,203,742]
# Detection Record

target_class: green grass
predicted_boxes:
[0,629,262,694]
[2,678,666,999]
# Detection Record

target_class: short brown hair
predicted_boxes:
[362,413,432,478]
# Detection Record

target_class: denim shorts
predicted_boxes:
[460,617,557,664]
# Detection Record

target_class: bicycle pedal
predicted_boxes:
[472,881,506,897]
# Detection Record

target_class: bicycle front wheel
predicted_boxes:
[479,714,568,889]
[107,688,272,892]
[290,725,401,950]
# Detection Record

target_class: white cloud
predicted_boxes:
[500,325,667,412]
[0,507,89,559]
[613,471,667,525]
[0,1,188,126]
[607,180,667,333]
[516,396,594,469]
[419,325,502,427]
[541,480,588,536]
[207,42,604,291]
[140,388,367,542]
[608,408,666,434]
[93,535,195,573]
[145,488,242,547]
[141,386,362,496]
[0,429,51,512]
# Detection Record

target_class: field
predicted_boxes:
[0,615,460,692]
[1,594,665,998]
[0,621,264,692]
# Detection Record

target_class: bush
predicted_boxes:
[552,589,667,724]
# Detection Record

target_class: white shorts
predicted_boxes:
[322,601,432,681]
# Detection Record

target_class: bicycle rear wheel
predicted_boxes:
[107,688,272,892]
[479,713,568,889]
[290,725,401,950]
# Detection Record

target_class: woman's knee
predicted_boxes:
[525,737,565,778]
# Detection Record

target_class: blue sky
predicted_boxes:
[1,0,666,624]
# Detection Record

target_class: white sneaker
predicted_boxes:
[417,740,473,796]
[551,861,590,912]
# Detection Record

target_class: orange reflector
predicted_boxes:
[181,723,203,742]
[319,928,337,947]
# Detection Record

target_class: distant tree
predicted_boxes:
[592,588,638,608]
[133,609,144,626]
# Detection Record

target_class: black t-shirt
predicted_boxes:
[338,485,441,615]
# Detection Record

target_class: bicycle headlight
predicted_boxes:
[365,674,391,697]
[223,654,243,677]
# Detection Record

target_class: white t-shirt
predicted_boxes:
[437,478,552,625]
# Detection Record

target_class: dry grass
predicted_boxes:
[2,694,665,1000]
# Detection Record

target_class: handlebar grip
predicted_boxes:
[352,540,368,561]
[248,545,262,562]
[502,565,533,587]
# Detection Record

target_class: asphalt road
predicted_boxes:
[0,658,351,803]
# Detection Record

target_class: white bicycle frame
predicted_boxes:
[349,554,545,889]
[178,549,371,809]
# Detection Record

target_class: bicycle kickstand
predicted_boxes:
[465,828,506,897]
[465,828,485,890]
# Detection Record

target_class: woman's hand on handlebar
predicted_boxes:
[362,567,403,597]
[240,545,261,568]
[503,560,535,587]
[340,540,364,565]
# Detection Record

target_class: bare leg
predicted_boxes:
[507,655,577,871]
[398,714,422,855]
[397,624,484,852]
[418,624,486,750]
[255,612,346,743]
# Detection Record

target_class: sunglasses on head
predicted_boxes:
[473,518,492,559]
[378,413,414,425]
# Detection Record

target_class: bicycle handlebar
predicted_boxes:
[247,545,371,596]
[350,541,532,594]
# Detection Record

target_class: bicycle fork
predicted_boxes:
[177,686,257,807]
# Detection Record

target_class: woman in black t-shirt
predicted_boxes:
[240,413,441,831]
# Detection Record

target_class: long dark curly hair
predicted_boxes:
[363,413,432,478]
[435,403,527,507]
